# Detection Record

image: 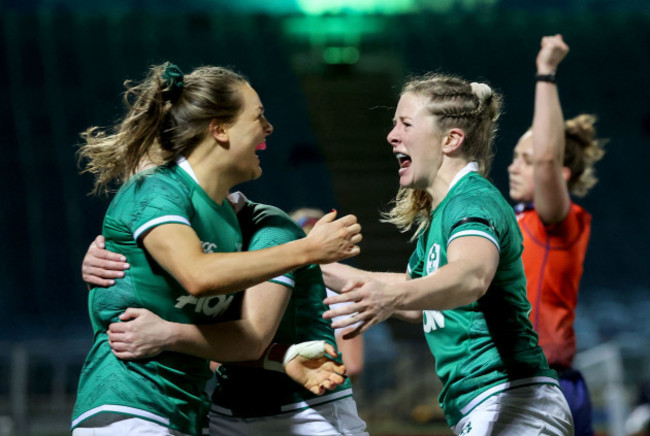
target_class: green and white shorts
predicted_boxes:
[452,383,574,436]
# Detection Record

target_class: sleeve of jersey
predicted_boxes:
[444,195,501,252]
[125,175,193,242]
[247,219,303,290]
[407,236,426,279]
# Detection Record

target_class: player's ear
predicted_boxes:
[442,128,465,154]
[210,119,229,144]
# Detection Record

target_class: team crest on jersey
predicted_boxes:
[423,310,445,332]
[426,243,441,274]
[175,294,234,318]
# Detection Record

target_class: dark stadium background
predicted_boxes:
[1,1,648,434]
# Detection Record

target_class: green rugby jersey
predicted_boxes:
[211,196,353,418]
[72,160,242,435]
[407,166,556,427]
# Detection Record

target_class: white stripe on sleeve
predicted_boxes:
[448,229,500,252]
[133,215,191,241]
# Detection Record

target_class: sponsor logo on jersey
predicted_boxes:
[175,294,235,318]
[202,241,218,253]
[182,241,238,317]
[426,243,441,274]
[202,241,242,252]
[423,310,445,332]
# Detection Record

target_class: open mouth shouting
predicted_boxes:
[395,152,412,175]
[251,142,266,176]
[254,142,267,165]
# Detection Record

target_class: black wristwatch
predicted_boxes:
[535,71,557,83]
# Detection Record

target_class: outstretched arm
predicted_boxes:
[106,263,346,394]
[323,236,499,338]
[99,269,347,397]
[143,210,361,297]
[321,263,421,324]
[108,280,291,362]
[107,304,346,395]
[391,310,424,323]
[81,210,361,298]
[532,34,572,224]
[321,262,407,293]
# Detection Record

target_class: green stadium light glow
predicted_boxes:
[282,15,383,65]
[283,15,385,41]
[323,46,360,64]
[282,0,500,65]
[295,0,416,15]
[293,0,499,15]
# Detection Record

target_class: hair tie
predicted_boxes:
[470,82,492,102]
[161,63,184,103]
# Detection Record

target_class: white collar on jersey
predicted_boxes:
[449,161,479,190]
[177,157,249,212]
[176,156,200,184]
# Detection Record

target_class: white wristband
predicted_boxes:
[263,340,328,373]
[282,340,327,367]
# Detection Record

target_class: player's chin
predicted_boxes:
[508,188,522,202]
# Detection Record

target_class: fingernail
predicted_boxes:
[330,209,336,213]
[120,256,126,261]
